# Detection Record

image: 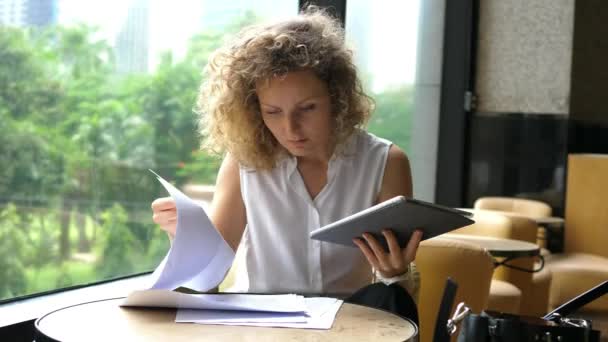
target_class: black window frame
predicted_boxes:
[435,0,478,207]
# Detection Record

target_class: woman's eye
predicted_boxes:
[264,110,280,115]
[301,104,315,111]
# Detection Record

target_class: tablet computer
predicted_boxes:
[309,196,475,251]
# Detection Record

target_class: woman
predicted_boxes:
[151,6,422,319]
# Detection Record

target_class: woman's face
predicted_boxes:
[256,70,333,161]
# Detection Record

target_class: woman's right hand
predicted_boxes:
[151,197,177,238]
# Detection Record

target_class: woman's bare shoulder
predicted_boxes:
[379,144,413,201]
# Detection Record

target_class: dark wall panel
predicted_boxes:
[466,113,568,216]
[568,0,608,154]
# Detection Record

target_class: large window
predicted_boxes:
[0,0,297,302]
[0,0,446,303]
[345,0,443,202]
[345,0,420,155]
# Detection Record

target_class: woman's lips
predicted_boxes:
[288,138,308,147]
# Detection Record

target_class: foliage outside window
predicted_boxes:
[346,0,420,157]
[0,6,270,301]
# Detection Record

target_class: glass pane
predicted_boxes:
[345,0,421,183]
[0,0,297,301]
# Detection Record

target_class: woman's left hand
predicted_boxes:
[353,229,423,278]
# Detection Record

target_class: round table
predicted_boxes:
[35,297,418,342]
[441,234,544,272]
[533,216,564,226]
[441,234,540,258]
[532,216,565,253]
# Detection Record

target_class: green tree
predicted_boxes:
[368,85,414,152]
[0,204,29,299]
[95,204,141,278]
[47,25,116,259]
[137,52,200,184]
[0,25,114,260]
[0,10,267,296]
[0,27,65,201]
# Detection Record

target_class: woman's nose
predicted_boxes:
[284,113,300,135]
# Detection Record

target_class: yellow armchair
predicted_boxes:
[546,154,608,313]
[417,237,495,342]
[473,196,552,218]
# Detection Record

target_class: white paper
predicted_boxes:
[122,290,307,313]
[177,297,343,330]
[119,171,339,330]
[176,310,308,323]
[147,170,235,291]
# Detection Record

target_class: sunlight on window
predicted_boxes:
[0,0,297,301]
[345,0,421,154]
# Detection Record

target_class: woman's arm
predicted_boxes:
[378,145,420,296]
[377,144,413,201]
[353,145,421,297]
[209,154,247,252]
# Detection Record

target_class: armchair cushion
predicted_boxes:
[547,253,608,312]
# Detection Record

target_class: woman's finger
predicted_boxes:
[162,219,177,236]
[382,229,404,268]
[162,217,178,226]
[362,233,390,271]
[353,238,380,270]
[151,197,175,211]
[152,212,176,224]
[151,197,178,239]
[402,229,423,263]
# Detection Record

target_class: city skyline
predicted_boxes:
[0,0,57,27]
[3,0,420,89]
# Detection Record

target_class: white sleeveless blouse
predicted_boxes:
[233,130,391,294]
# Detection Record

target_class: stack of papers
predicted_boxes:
[119,171,342,329]
[177,297,342,329]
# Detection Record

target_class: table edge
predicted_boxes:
[35,296,419,340]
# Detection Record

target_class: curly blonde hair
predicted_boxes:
[197,6,373,170]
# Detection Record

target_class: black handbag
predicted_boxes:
[433,279,607,342]
[345,282,419,325]
[456,309,597,342]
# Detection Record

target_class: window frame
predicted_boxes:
[434,0,478,207]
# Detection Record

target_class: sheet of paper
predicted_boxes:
[120,171,328,325]
[176,309,308,323]
[177,297,343,330]
[147,170,235,291]
[121,290,307,313]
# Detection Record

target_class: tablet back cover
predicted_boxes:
[309,196,475,250]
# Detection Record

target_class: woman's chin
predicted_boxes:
[285,147,313,158]
[287,149,307,157]
[284,143,309,155]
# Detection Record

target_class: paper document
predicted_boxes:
[120,171,341,330]
[176,297,343,330]
[176,310,308,323]
[122,290,307,313]
[147,170,235,291]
